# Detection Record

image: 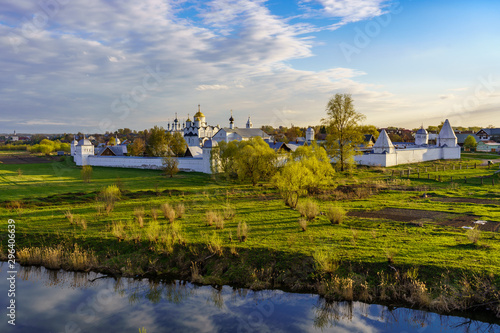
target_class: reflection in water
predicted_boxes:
[1,263,499,333]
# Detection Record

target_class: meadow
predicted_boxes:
[1,153,500,317]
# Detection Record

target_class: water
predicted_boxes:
[1,263,499,333]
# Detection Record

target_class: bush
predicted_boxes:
[297,200,319,221]
[175,203,185,218]
[466,228,481,244]
[81,165,93,183]
[326,205,346,225]
[206,210,223,229]
[223,205,235,220]
[237,222,248,242]
[100,185,121,214]
[298,218,307,232]
[134,207,145,228]
[161,203,176,223]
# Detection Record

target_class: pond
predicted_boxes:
[1,263,499,332]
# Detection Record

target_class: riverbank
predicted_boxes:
[1,158,499,318]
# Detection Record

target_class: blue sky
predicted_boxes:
[1,0,499,133]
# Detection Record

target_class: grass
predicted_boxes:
[1,156,500,317]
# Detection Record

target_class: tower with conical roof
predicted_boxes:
[194,104,206,127]
[246,116,252,129]
[436,119,457,147]
[373,130,395,154]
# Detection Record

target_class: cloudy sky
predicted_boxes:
[1,0,500,134]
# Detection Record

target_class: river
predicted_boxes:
[1,263,499,332]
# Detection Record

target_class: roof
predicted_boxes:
[416,127,428,135]
[96,146,124,156]
[285,142,306,151]
[219,128,269,138]
[203,139,217,148]
[438,119,457,139]
[78,138,92,146]
[455,133,479,144]
[266,141,291,152]
[184,146,202,157]
[194,111,205,118]
[373,130,394,149]
[364,134,376,143]
[477,128,500,136]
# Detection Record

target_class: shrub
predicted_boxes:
[298,218,307,232]
[466,228,481,244]
[204,231,223,256]
[161,203,176,223]
[64,210,74,224]
[151,207,158,221]
[175,203,185,218]
[134,207,145,228]
[297,200,319,221]
[81,165,93,183]
[313,250,338,274]
[111,221,126,241]
[205,210,219,227]
[100,185,121,214]
[237,222,248,242]
[17,168,22,177]
[223,205,235,220]
[326,205,346,225]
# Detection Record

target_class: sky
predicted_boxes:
[1,0,500,134]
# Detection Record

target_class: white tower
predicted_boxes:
[437,119,457,147]
[74,136,94,166]
[373,130,395,154]
[70,136,78,156]
[306,127,315,143]
[194,104,206,127]
[415,126,428,146]
[202,139,217,174]
[246,116,252,129]
[229,110,234,129]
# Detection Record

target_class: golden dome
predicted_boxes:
[194,111,205,118]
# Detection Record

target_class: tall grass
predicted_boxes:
[100,185,121,214]
[134,207,145,228]
[326,205,346,225]
[205,210,223,228]
[161,203,176,223]
[466,228,481,244]
[237,222,248,242]
[298,218,307,232]
[17,245,97,271]
[297,200,319,221]
[64,210,74,224]
[204,231,223,256]
[175,203,185,218]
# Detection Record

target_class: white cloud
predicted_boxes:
[196,84,230,91]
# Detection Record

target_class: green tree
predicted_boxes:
[210,140,240,178]
[162,156,179,178]
[129,138,146,156]
[322,93,366,171]
[108,137,116,146]
[146,126,169,157]
[170,132,187,157]
[272,144,335,208]
[358,125,379,141]
[235,137,277,186]
[463,135,477,150]
[81,165,93,183]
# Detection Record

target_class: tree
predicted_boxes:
[272,143,335,207]
[463,135,477,150]
[210,140,240,179]
[129,138,146,156]
[170,132,187,157]
[285,127,304,142]
[358,125,379,140]
[81,165,92,183]
[235,137,277,186]
[146,126,169,157]
[162,156,179,178]
[108,137,116,146]
[322,93,366,171]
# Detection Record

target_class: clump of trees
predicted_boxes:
[272,143,335,208]
[211,137,277,185]
[144,126,187,157]
[29,139,70,155]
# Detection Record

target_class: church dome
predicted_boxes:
[203,139,217,148]
[78,138,92,146]
[416,128,427,134]
[194,110,205,118]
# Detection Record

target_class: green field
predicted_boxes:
[1,154,500,317]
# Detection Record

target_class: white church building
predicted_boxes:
[354,119,461,167]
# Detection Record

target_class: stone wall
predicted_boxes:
[82,156,207,173]
[355,146,461,167]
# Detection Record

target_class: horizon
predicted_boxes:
[2,0,500,133]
